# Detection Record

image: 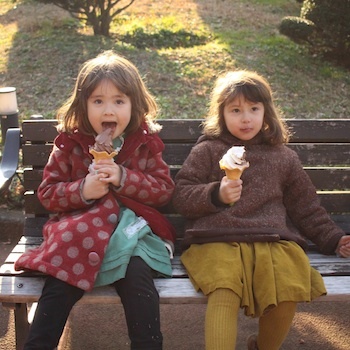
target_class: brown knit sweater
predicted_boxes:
[172,131,344,255]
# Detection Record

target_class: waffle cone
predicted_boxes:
[224,168,243,180]
[89,149,118,161]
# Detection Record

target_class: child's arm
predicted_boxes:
[99,146,174,207]
[38,146,102,212]
[283,150,345,255]
[173,142,224,218]
[336,236,350,258]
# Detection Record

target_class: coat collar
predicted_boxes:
[55,121,164,161]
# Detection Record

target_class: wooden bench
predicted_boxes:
[0,118,349,349]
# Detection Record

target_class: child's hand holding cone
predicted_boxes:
[219,146,249,205]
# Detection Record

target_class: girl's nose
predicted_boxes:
[103,103,114,115]
[241,111,251,122]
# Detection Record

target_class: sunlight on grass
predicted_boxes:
[0,23,18,72]
[0,0,349,120]
[113,13,210,39]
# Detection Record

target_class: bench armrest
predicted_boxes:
[0,128,21,191]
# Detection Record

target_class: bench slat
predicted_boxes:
[1,275,349,304]
[3,240,350,278]
[286,119,350,143]
[21,119,350,143]
[0,276,206,304]
[22,167,350,197]
[162,143,350,167]
[23,191,350,216]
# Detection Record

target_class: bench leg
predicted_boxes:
[14,303,29,350]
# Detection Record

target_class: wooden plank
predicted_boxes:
[23,168,43,191]
[307,252,350,276]
[22,120,58,142]
[21,120,350,167]
[286,119,350,143]
[318,192,350,213]
[1,275,350,304]
[159,119,350,143]
[305,167,350,190]
[21,119,350,143]
[164,143,350,167]
[22,189,350,216]
[317,276,350,301]
[330,214,350,233]
[288,143,350,166]
[22,144,53,168]
[22,218,47,237]
[159,119,203,143]
[3,243,350,279]
[162,143,195,165]
[14,303,30,350]
[0,276,207,304]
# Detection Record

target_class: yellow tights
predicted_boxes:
[257,301,296,350]
[205,288,296,350]
[205,288,240,350]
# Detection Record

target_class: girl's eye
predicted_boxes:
[233,108,240,113]
[252,106,259,111]
[116,99,124,105]
[94,99,102,104]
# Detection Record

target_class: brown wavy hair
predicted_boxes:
[203,70,291,144]
[57,50,160,135]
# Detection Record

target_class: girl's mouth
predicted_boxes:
[102,122,117,132]
[240,128,253,133]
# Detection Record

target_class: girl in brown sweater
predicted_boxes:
[172,70,350,350]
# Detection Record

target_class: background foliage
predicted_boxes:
[0,0,349,123]
[279,0,350,68]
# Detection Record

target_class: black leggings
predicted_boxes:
[24,257,162,350]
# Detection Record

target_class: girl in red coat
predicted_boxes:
[15,50,175,350]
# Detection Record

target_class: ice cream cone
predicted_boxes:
[224,168,243,180]
[219,146,249,206]
[89,149,118,162]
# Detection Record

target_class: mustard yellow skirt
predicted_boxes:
[181,241,326,317]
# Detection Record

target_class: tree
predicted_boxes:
[37,0,136,37]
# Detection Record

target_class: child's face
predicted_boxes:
[87,79,132,138]
[223,95,264,141]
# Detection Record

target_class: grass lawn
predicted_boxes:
[0,0,349,123]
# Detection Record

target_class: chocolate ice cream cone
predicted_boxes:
[89,149,118,162]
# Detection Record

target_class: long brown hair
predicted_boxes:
[57,50,160,135]
[203,70,291,144]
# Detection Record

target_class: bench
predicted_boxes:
[0,128,21,195]
[0,118,349,349]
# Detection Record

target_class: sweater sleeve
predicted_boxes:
[172,142,222,218]
[283,150,344,254]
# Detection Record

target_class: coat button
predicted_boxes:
[88,252,100,264]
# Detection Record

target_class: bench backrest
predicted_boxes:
[21,119,350,250]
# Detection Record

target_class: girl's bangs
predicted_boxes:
[234,83,265,103]
[84,69,129,97]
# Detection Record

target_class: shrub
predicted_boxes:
[279,0,350,68]
[279,16,315,42]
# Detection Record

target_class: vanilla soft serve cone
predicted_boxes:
[219,146,249,180]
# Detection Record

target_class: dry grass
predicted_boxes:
[0,0,349,123]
